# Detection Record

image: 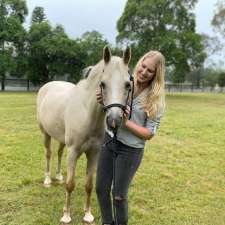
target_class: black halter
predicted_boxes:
[100,71,134,120]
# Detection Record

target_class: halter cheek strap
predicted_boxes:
[128,72,134,120]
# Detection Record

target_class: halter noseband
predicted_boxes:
[100,71,134,120]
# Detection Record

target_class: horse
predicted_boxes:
[36,46,131,224]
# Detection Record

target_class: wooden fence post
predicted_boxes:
[1,78,5,91]
[27,79,30,91]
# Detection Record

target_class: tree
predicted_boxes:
[27,19,86,84]
[117,0,206,83]
[218,71,225,90]
[31,6,47,24]
[201,68,219,90]
[27,21,53,83]
[186,67,204,87]
[212,1,225,37]
[201,33,222,56]
[44,27,86,83]
[0,0,28,90]
[79,30,109,67]
[211,0,225,63]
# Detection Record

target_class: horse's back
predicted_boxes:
[37,81,75,143]
[37,81,75,100]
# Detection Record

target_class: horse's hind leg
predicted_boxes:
[43,132,52,187]
[83,149,98,223]
[55,142,65,183]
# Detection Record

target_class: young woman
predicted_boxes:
[96,50,166,225]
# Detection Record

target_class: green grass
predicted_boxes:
[0,92,225,225]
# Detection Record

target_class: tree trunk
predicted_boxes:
[1,76,5,91]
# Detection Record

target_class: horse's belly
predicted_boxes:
[41,114,66,143]
[38,85,70,143]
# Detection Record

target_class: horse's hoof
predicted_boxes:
[56,174,64,183]
[60,212,71,224]
[83,212,94,224]
[43,183,51,188]
[43,177,51,187]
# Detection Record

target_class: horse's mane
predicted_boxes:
[75,60,103,90]
[86,60,104,83]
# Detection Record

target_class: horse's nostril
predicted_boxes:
[106,115,122,131]
[111,119,116,129]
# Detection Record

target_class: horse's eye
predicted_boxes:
[100,81,106,89]
[125,81,131,90]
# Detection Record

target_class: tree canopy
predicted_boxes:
[212,1,225,37]
[1,0,223,88]
[117,0,206,83]
[31,6,46,24]
[0,0,28,89]
[79,30,109,67]
[27,19,85,83]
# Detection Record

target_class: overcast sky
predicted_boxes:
[24,0,222,65]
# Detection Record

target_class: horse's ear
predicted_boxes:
[123,46,131,65]
[103,46,111,64]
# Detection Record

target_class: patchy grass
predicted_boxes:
[0,92,225,225]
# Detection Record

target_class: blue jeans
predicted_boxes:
[96,133,143,225]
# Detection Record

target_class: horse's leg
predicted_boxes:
[60,146,79,224]
[43,132,52,187]
[83,149,98,223]
[55,142,65,183]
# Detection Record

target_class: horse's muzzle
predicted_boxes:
[106,113,123,132]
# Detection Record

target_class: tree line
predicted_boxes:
[0,0,225,90]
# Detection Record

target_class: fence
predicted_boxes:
[166,84,225,93]
[1,78,225,93]
[1,78,43,91]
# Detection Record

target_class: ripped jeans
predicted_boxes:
[96,133,143,225]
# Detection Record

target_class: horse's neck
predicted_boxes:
[82,65,105,122]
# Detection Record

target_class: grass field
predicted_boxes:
[0,92,225,225]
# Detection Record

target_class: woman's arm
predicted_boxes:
[123,106,153,140]
[124,120,153,140]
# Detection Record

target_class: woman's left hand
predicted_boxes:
[123,105,130,125]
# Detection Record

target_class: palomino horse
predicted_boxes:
[37,46,131,224]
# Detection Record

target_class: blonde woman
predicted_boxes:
[96,50,166,225]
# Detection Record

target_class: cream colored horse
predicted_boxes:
[37,46,131,224]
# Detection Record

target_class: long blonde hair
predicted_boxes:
[133,51,165,119]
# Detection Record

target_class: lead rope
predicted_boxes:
[112,130,118,225]
[129,73,134,120]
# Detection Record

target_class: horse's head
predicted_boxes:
[100,46,132,132]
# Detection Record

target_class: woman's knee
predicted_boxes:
[114,195,127,204]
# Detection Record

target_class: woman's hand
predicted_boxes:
[96,87,103,105]
[123,105,130,125]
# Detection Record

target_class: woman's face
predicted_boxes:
[136,57,156,86]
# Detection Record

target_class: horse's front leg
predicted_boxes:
[83,149,99,223]
[60,145,79,224]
